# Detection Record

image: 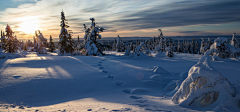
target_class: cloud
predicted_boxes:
[110,0,240,30]
[0,0,239,39]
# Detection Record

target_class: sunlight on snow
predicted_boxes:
[53,66,72,79]
[68,56,101,71]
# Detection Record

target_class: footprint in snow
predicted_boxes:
[98,64,102,66]
[111,108,131,112]
[107,75,115,79]
[130,104,148,107]
[13,75,21,79]
[122,89,131,93]
[98,61,102,63]
[135,100,147,103]
[99,67,104,69]
[129,96,142,99]
[102,70,108,73]
[115,81,124,86]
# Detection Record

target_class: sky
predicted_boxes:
[0,0,240,40]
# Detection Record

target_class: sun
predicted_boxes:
[18,17,41,34]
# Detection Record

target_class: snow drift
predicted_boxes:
[172,51,237,110]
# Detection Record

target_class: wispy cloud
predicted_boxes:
[0,0,239,39]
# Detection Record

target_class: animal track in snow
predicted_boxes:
[102,70,108,73]
[129,96,142,99]
[114,81,124,86]
[135,100,147,103]
[107,75,115,79]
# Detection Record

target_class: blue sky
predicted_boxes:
[0,0,239,39]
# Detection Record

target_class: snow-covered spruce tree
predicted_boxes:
[200,38,207,54]
[155,29,165,52]
[210,37,238,59]
[0,30,7,49]
[49,35,55,52]
[206,37,212,50]
[112,39,117,51]
[5,24,17,53]
[165,47,174,57]
[190,38,195,54]
[172,40,177,52]
[58,10,74,55]
[230,33,239,48]
[23,41,28,51]
[165,37,174,57]
[116,35,125,52]
[195,41,199,54]
[35,30,47,54]
[177,39,181,53]
[75,35,82,51]
[82,18,105,56]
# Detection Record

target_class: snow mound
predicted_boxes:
[0,49,27,59]
[172,54,237,109]
[152,66,170,75]
[155,52,165,57]
[150,74,172,82]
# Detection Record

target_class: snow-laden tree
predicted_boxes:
[206,37,212,50]
[82,18,105,56]
[230,33,239,48]
[23,41,28,51]
[155,29,165,52]
[75,35,82,51]
[165,47,174,57]
[133,42,151,57]
[172,51,236,109]
[190,38,196,54]
[34,30,47,54]
[210,37,238,59]
[5,24,18,53]
[172,40,177,52]
[177,39,181,53]
[200,38,208,54]
[49,35,55,52]
[58,10,74,55]
[116,35,125,52]
[195,41,199,54]
[112,39,117,51]
[0,30,7,50]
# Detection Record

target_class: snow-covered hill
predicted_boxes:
[0,52,239,111]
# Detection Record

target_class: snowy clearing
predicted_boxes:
[0,52,239,112]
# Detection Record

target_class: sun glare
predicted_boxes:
[18,17,41,35]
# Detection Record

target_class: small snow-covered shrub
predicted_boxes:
[38,47,47,54]
[124,48,130,56]
[210,37,238,59]
[172,52,236,109]
[133,42,151,57]
[165,47,174,57]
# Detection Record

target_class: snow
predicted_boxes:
[0,51,239,111]
[172,52,238,111]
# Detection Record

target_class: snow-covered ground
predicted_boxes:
[0,51,239,111]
